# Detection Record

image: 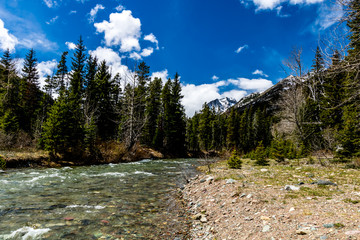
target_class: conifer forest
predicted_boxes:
[0,1,360,164]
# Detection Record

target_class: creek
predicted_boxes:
[0,158,204,239]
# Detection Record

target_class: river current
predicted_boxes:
[0,158,203,239]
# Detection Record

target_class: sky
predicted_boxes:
[0,0,344,116]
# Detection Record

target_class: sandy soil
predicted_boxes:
[182,159,360,240]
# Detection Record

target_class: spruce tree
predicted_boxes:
[54,51,68,94]
[198,103,213,150]
[21,49,41,133]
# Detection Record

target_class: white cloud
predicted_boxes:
[69,10,77,15]
[94,10,141,52]
[129,52,142,60]
[37,59,57,89]
[235,44,248,53]
[151,69,169,81]
[43,0,58,8]
[212,75,219,81]
[243,0,324,11]
[173,74,275,116]
[140,47,154,57]
[46,16,58,25]
[228,78,273,91]
[0,18,18,52]
[315,3,343,30]
[89,4,105,23]
[65,41,76,50]
[115,5,125,12]
[89,46,131,80]
[144,33,159,49]
[252,69,269,77]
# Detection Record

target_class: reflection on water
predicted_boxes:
[0,159,203,239]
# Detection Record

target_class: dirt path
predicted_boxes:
[182,159,360,239]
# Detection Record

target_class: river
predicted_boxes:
[0,158,204,239]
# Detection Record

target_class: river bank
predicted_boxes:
[182,158,360,239]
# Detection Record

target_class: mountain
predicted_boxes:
[207,97,237,113]
[230,75,295,114]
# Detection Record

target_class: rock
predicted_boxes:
[240,193,246,198]
[320,235,328,240]
[64,217,74,221]
[284,185,300,191]
[296,229,310,235]
[244,216,253,221]
[260,216,271,221]
[289,207,295,212]
[206,176,214,182]
[101,220,109,224]
[312,180,337,186]
[231,199,237,204]
[200,179,206,183]
[246,194,253,198]
[262,225,271,232]
[226,179,236,184]
[345,230,360,235]
[323,223,334,228]
[260,169,268,172]
[200,216,208,223]
[192,214,202,220]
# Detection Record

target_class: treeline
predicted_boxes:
[187,0,360,161]
[0,37,186,160]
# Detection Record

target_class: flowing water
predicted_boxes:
[0,159,204,240]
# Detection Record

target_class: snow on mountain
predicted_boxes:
[207,97,237,113]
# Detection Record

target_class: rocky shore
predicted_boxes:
[182,159,360,239]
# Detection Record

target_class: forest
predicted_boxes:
[0,1,359,164]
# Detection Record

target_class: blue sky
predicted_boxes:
[0,0,344,116]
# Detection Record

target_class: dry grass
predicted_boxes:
[0,150,49,160]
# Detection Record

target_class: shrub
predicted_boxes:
[254,142,269,166]
[0,155,6,170]
[227,150,242,169]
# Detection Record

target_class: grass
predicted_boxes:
[0,150,49,160]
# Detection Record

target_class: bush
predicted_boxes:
[0,155,6,170]
[254,142,269,166]
[227,150,242,169]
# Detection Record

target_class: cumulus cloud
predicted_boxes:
[89,4,105,23]
[46,16,58,25]
[181,76,273,116]
[0,19,18,52]
[18,32,58,51]
[252,69,269,77]
[212,75,219,81]
[69,10,77,15]
[94,10,141,52]
[228,78,273,91]
[151,69,169,81]
[89,46,131,81]
[243,0,324,11]
[144,33,159,49]
[235,44,248,53]
[65,41,76,50]
[37,59,57,89]
[115,5,125,12]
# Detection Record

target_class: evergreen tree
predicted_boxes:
[69,36,86,102]
[54,51,68,94]
[186,113,200,151]
[198,103,213,150]
[21,49,41,133]
[226,108,239,149]
[143,77,162,146]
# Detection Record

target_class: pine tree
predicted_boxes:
[69,36,86,102]
[143,77,162,146]
[198,103,213,150]
[54,51,68,94]
[226,108,239,149]
[21,49,41,133]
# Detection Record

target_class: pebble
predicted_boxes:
[260,216,271,221]
[289,207,295,212]
[296,229,311,235]
[345,230,360,235]
[262,225,271,232]
[200,216,208,223]
[284,185,300,191]
[64,217,74,221]
[260,169,268,172]
[246,194,253,199]
[320,235,328,240]
[323,223,334,228]
[226,179,236,184]
[240,193,246,198]
[244,216,253,221]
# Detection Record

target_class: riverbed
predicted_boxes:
[0,159,204,239]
